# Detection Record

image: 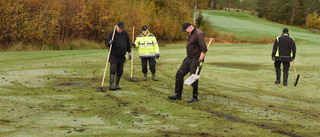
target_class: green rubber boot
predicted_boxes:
[143,73,147,81]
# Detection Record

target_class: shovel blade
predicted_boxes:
[184,74,200,85]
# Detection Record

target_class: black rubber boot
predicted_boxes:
[152,73,158,81]
[168,94,181,100]
[115,75,121,90]
[188,82,199,103]
[283,72,288,86]
[168,82,182,100]
[187,97,198,103]
[275,70,281,84]
[109,74,116,90]
[143,73,147,81]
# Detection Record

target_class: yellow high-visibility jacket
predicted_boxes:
[134,32,160,58]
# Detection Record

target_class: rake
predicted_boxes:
[99,25,117,92]
[130,26,137,82]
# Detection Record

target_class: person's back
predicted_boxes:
[274,33,295,61]
[271,28,296,86]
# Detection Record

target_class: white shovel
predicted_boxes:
[184,66,200,85]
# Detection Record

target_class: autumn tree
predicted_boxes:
[1,0,198,46]
[306,12,319,29]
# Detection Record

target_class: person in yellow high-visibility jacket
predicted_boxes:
[133,25,160,81]
[271,28,296,86]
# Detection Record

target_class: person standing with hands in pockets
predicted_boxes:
[105,22,132,90]
[133,25,160,81]
[168,22,207,103]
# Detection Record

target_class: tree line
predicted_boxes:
[0,0,197,47]
[208,0,320,30]
[1,0,319,50]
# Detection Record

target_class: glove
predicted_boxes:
[108,40,113,45]
[198,60,204,68]
[155,54,160,59]
[271,56,275,61]
[131,43,136,48]
[128,53,132,60]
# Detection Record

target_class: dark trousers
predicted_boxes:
[141,57,156,74]
[175,57,199,98]
[109,55,125,77]
[274,61,290,73]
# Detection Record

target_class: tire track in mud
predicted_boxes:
[157,62,320,119]
[116,61,317,136]
[96,84,216,136]
[209,77,320,104]
[134,80,305,137]
[133,66,310,137]
[201,80,320,120]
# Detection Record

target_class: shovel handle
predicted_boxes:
[193,38,213,76]
[207,38,214,48]
[195,66,199,75]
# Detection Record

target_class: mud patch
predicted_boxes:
[54,82,84,86]
[125,76,139,82]
[0,119,14,124]
[209,62,262,70]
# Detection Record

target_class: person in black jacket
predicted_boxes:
[105,22,131,90]
[168,22,207,102]
[271,28,296,86]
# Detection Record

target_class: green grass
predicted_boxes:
[1,46,320,136]
[204,10,320,45]
[0,10,320,136]
[4,39,103,51]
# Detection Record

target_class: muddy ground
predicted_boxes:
[0,46,320,137]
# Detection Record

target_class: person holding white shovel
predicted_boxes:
[168,22,207,103]
[105,22,132,90]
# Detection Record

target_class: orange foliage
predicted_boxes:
[0,0,195,45]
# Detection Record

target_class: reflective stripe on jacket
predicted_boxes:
[272,34,296,62]
[134,32,160,58]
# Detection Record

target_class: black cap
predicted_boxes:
[283,28,289,33]
[117,22,125,29]
[142,25,148,31]
[182,22,192,32]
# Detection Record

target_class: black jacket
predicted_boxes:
[272,34,296,62]
[105,30,131,57]
[186,27,207,58]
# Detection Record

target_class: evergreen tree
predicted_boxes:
[255,0,270,18]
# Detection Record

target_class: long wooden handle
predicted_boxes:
[293,60,297,77]
[101,25,117,87]
[196,38,214,75]
[207,38,214,48]
[130,26,135,78]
